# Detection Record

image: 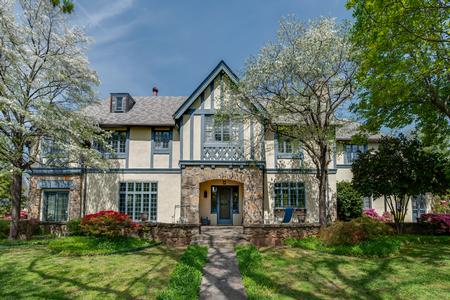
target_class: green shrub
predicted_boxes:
[0,219,10,239]
[48,236,153,256]
[157,245,208,300]
[319,216,393,246]
[66,218,83,236]
[337,181,363,221]
[235,245,262,274]
[285,235,402,257]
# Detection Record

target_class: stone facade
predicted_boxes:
[141,223,200,246]
[28,175,83,221]
[181,166,264,225]
[243,224,321,246]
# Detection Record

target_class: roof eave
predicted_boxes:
[173,60,239,120]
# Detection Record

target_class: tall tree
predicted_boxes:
[352,135,449,232]
[0,0,108,239]
[346,0,450,148]
[221,18,356,226]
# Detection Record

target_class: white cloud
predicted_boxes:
[74,0,135,28]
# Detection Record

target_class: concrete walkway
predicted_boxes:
[199,246,247,300]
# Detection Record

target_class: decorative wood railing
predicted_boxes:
[202,144,244,161]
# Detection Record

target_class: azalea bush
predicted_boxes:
[80,211,141,238]
[3,210,28,220]
[362,208,392,222]
[319,216,393,246]
[419,214,450,234]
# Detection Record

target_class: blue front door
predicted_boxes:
[217,187,232,225]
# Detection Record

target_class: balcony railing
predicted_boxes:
[202,144,244,161]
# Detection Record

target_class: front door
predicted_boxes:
[217,187,232,225]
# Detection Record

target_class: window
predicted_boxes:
[119,182,157,221]
[274,182,306,209]
[232,186,239,213]
[153,130,172,152]
[42,191,69,222]
[363,196,371,209]
[41,138,68,166]
[205,116,240,143]
[115,96,124,112]
[277,134,302,158]
[344,144,368,164]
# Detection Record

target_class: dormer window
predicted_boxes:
[115,96,123,112]
[110,93,135,113]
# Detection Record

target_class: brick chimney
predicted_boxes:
[152,86,158,96]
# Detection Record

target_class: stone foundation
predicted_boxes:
[141,223,200,246]
[243,224,321,247]
[181,166,264,225]
[28,175,83,220]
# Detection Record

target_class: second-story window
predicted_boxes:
[153,130,172,152]
[41,138,68,166]
[205,116,240,143]
[111,131,127,154]
[277,133,302,158]
[344,144,368,164]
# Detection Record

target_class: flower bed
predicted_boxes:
[419,213,450,234]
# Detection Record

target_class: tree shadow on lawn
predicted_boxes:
[1,245,180,299]
[249,245,449,300]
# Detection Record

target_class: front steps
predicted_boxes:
[192,226,247,248]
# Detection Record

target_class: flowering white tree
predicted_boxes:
[0,0,108,239]
[223,18,356,225]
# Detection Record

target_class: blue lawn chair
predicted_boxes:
[281,207,295,223]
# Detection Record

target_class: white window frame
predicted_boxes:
[118,181,158,221]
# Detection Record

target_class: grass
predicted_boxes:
[236,235,450,299]
[0,237,183,299]
[48,236,156,256]
[157,244,208,300]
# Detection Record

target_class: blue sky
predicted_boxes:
[74,0,351,98]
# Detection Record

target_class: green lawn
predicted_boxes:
[237,239,450,300]
[0,238,183,299]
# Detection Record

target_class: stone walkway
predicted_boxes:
[199,246,247,300]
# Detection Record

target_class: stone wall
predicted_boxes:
[243,224,321,247]
[141,223,200,246]
[181,166,264,225]
[28,175,83,220]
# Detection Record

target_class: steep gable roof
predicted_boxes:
[83,96,186,127]
[173,60,239,120]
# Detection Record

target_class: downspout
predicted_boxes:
[82,163,87,217]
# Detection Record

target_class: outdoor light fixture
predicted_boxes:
[204,190,207,198]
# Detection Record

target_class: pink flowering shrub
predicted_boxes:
[419,213,450,234]
[362,209,387,222]
[80,210,141,238]
[3,210,28,220]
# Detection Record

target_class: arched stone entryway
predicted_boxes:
[180,166,264,225]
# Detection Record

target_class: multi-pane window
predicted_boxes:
[153,130,172,151]
[111,131,126,154]
[277,134,301,157]
[42,191,69,222]
[41,138,68,166]
[115,96,124,112]
[274,182,306,209]
[363,196,371,209]
[205,116,240,143]
[119,182,157,221]
[344,144,368,164]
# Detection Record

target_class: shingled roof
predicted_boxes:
[83,96,186,126]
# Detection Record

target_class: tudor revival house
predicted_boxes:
[28,61,428,225]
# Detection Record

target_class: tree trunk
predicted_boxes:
[318,169,327,227]
[9,171,22,240]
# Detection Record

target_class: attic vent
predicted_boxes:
[111,93,135,113]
